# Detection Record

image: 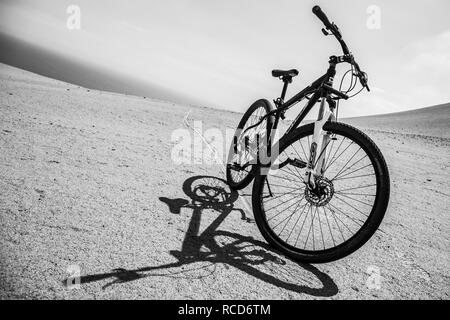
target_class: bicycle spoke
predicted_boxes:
[335,192,374,208]
[324,140,354,173]
[327,204,353,237]
[294,204,312,247]
[333,172,375,181]
[286,146,305,179]
[325,205,346,242]
[265,193,303,214]
[317,205,326,249]
[329,147,362,180]
[286,202,309,242]
[263,188,301,202]
[328,202,365,227]
[281,150,304,180]
[275,197,307,236]
[264,183,300,190]
[323,206,336,247]
[278,167,307,185]
[333,163,372,180]
[323,137,336,169]
[297,138,309,162]
[336,192,376,197]
[267,197,305,223]
[278,167,301,179]
[338,184,376,192]
[314,138,333,167]
[269,172,305,184]
[333,194,370,217]
[331,153,369,181]
[324,136,346,171]
[304,206,318,250]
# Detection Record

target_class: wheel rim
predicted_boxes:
[228,105,268,185]
[259,126,379,253]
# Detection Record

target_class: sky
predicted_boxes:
[0,0,449,117]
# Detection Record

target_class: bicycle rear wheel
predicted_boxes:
[252,122,390,263]
[226,99,274,190]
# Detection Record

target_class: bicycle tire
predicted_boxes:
[252,122,390,263]
[226,99,274,190]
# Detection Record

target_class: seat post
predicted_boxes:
[280,76,292,101]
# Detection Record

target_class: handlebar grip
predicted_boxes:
[312,5,332,29]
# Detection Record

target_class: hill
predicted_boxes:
[344,103,450,139]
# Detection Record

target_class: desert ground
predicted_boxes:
[0,63,448,299]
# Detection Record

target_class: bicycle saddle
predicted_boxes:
[271,69,299,78]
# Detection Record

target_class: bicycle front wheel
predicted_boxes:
[252,122,390,263]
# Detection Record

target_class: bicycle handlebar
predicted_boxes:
[312,5,347,53]
[312,5,369,91]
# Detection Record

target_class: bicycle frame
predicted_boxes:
[264,55,345,188]
[236,48,364,189]
[272,56,341,134]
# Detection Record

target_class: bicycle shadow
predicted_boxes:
[66,175,338,297]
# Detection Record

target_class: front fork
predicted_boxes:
[305,96,335,189]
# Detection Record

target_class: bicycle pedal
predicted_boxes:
[279,157,306,169]
[291,158,307,169]
[229,162,251,172]
[228,163,241,172]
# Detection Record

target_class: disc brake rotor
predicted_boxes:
[304,177,334,206]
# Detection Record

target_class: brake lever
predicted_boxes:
[351,59,370,92]
[360,71,370,92]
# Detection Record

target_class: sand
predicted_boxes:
[0,63,448,299]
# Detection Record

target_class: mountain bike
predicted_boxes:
[226,6,390,263]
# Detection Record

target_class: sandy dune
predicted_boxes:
[0,63,448,299]
[344,103,450,139]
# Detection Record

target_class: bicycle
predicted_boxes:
[226,6,390,263]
